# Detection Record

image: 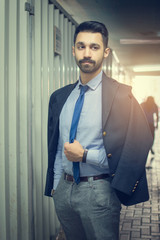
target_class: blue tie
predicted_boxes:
[69,85,88,184]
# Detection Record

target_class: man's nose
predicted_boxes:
[83,47,91,58]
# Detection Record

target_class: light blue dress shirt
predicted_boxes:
[53,71,109,189]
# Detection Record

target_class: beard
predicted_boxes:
[75,57,103,73]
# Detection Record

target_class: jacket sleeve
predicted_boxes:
[44,94,59,196]
[111,93,153,196]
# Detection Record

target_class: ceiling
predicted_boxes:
[57,0,160,76]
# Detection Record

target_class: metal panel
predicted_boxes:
[42,0,50,236]
[59,13,65,87]
[64,17,70,85]
[72,24,79,81]
[0,0,7,239]
[8,0,19,239]
[68,21,73,83]
[48,4,55,94]
[32,0,44,239]
[18,1,30,239]
[54,8,61,90]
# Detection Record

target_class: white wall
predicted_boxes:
[0,0,79,239]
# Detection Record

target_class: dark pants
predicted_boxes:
[53,173,121,240]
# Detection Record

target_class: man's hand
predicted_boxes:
[64,140,84,162]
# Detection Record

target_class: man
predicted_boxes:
[45,21,153,240]
[141,96,159,154]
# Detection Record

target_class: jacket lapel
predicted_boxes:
[102,73,119,129]
[55,81,78,114]
[53,74,119,129]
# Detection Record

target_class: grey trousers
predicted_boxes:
[53,173,121,240]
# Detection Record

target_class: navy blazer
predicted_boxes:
[44,73,153,206]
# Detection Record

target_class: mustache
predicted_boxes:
[79,58,95,64]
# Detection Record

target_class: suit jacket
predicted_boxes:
[44,72,153,206]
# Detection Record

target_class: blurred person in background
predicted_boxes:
[141,96,159,154]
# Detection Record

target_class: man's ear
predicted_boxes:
[72,46,75,56]
[104,48,110,59]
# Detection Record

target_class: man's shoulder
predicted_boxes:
[102,72,132,93]
[49,81,78,102]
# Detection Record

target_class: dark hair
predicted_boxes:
[74,21,109,48]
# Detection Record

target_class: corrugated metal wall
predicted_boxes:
[0,0,79,240]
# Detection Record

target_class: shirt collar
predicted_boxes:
[78,71,103,91]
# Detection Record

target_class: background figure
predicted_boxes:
[141,96,159,154]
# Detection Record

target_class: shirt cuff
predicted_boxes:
[86,148,108,168]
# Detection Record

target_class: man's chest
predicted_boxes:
[59,87,103,142]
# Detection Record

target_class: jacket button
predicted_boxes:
[103,131,106,136]
[107,153,112,158]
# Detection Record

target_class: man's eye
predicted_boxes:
[77,46,85,50]
[92,46,99,50]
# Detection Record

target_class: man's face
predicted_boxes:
[72,32,110,74]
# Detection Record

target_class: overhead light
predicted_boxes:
[133,65,160,72]
[120,39,160,44]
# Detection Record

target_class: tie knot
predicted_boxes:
[80,85,88,94]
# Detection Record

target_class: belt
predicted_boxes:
[64,173,110,182]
